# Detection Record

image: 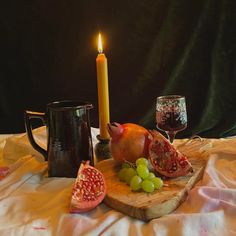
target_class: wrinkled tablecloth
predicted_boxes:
[0,127,235,236]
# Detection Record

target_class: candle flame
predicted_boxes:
[98,33,103,53]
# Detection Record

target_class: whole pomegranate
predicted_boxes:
[107,122,151,164]
[70,161,106,213]
[149,130,193,178]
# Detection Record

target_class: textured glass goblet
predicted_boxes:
[156,95,187,143]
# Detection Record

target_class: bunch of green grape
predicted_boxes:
[118,157,163,193]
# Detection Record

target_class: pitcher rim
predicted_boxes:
[47,100,93,111]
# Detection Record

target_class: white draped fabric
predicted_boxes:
[0,127,235,235]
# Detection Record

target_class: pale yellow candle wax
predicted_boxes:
[96,33,110,139]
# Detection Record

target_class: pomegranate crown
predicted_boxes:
[107,122,124,141]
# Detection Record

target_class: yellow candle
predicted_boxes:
[96,33,110,139]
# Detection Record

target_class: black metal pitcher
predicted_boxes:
[24,100,94,177]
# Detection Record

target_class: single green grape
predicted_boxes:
[147,172,156,180]
[151,177,163,189]
[141,180,155,193]
[136,157,148,167]
[118,168,128,181]
[136,164,149,179]
[130,175,142,191]
[122,162,130,169]
[125,168,137,184]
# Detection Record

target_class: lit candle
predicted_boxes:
[96,33,110,139]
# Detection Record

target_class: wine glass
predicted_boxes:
[156,95,187,143]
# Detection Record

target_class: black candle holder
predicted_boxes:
[94,135,112,162]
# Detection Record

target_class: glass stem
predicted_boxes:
[166,131,177,143]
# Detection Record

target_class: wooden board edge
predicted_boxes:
[103,165,205,221]
[144,165,205,221]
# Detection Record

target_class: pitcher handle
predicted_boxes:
[24,110,48,160]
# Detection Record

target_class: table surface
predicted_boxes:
[0,127,236,236]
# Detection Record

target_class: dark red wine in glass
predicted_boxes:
[156,95,187,143]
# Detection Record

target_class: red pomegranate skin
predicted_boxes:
[70,161,106,213]
[0,166,9,180]
[149,130,193,178]
[107,122,151,164]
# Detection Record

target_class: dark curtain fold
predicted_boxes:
[0,0,235,137]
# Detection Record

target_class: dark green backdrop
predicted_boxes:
[0,0,235,138]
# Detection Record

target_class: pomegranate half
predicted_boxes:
[149,130,193,178]
[70,161,106,213]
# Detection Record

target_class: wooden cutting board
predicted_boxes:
[96,155,205,221]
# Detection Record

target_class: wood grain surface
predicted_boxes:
[96,155,205,221]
